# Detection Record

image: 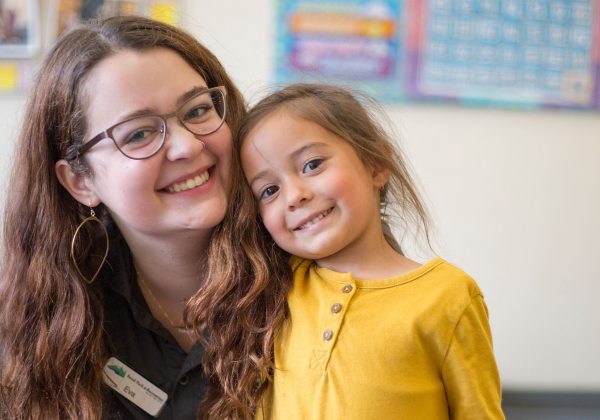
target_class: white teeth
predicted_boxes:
[297,208,333,230]
[167,171,209,193]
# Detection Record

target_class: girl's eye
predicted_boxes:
[259,185,279,201]
[303,158,323,173]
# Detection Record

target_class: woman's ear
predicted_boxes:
[371,164,391,189]
[55,159,101,206]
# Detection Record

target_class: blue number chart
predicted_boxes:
[407,0,600,109]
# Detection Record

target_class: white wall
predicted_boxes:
[0,0,598,392]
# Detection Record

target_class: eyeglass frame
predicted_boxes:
[75,85,227,160]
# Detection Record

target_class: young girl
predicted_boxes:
[0,16,287,420]
[236,84,504,419]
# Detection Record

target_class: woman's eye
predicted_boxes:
[123,127,158,145]
[303,158,323,173]
[185,104,211,121]
[259,185,279,201]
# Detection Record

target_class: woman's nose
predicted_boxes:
[163,120,205,161]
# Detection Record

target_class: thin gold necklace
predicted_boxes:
[136,269,195,339]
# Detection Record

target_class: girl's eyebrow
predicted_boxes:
[288,141,326,160]
[247,141,327,188]
[248,171,270,190]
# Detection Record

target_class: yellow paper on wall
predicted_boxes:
[150,3,178,25]
[0,64,18,91]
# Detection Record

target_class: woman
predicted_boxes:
[0,16,287,419]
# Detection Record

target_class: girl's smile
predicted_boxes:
[291,206,335,231]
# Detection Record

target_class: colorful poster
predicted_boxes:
[275,0,407,101]
[406,0,600,110]
[275,0,600,110]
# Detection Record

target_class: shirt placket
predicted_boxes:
[309,277,356,371]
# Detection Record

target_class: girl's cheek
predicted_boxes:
[261,211,278,234]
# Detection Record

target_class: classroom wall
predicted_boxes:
[1,0,599,392]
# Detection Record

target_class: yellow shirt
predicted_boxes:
[257,257,504,420]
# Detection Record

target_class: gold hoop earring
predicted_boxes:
[70,207,109,284]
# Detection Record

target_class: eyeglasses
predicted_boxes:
[77,86,227,160]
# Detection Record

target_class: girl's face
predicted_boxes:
[76,48,232,243]
[241,111,388,263]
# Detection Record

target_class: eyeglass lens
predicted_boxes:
[112,89,225,159]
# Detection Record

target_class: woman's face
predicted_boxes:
[80,47,232,243]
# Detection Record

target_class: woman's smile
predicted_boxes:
[164,169,210,193]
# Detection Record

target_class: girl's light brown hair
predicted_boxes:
[0,15,261,419]
[194,83,429,417]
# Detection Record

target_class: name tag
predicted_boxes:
[103,357,168,417]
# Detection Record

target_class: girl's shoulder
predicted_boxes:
[418,258,485,302]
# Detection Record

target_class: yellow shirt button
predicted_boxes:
[323,329,334,341]
[342,284,353,293]
[331,303,342,314]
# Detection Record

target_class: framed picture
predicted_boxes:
[46,0,179,46]
[46,0,147,44]
[0,0,41,58]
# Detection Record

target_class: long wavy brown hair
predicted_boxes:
[0,15,269,419]
[188,147,291,419]
[191,83,429,417]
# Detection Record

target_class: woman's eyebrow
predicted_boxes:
[109,86,211,122]
[176,85,210,107]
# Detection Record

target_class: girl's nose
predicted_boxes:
[286,179,313,210]
[164,120,205,161]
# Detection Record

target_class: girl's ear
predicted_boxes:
[55,159,101,206]
[371,164,391,189]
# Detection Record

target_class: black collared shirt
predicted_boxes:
[101,248,206,419]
